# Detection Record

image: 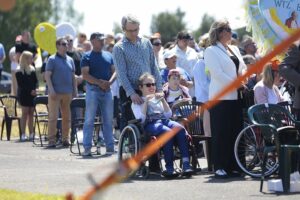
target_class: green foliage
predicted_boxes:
[0,0,52,70]
[235,27,252,41]
[50,0,83,28]
[112,22,123,34]
[0,0,83,71]
[150,8,186,45]
[193,13,216,41]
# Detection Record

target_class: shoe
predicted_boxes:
[182,162,193,177]
[214,169,228,179]
[29,133,34,141]
[46,143,56,149]
[106,148,117,155]
[62,141,70,147]
[161,170,179,179]
[82,149,92,157]
[182,168,193,177]
[228,171,243,178]
[21,134,27,141]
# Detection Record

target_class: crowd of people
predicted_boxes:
[0,14,297,179]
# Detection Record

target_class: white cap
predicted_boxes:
[163,49,177,60]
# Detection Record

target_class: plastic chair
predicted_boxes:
[0,95,21,140]
[33,95,49,146]
[172,100,212,172]
[248,103,300,193]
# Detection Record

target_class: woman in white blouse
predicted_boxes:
[204,20,246,178]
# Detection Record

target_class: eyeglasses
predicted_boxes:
[60,43,68,46]
[170,75,180,79]
[142,83,156,87]
[125,28,139,33]
[219,27,232,33]
[153,42,162,46]
[67,39,73,43]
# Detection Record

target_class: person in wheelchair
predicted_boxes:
[131,73,193,178]
[163,69,191,108]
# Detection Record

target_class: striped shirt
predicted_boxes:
[112,36,162,97]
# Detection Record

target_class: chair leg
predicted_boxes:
[6,119,12,141]
[1,119,5,140]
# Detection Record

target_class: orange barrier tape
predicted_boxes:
[77,28,300,200]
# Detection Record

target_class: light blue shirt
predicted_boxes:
[0,43,5,69]
[192,59,210,103]
[46,53,75,94]
[112,36,162,97]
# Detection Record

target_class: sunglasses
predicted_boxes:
[219,27,232,33]
[142,83,156,87]
[60,43,68,46]
[153,42,161,46]
[126,28,139,33]
[67,39,73,43]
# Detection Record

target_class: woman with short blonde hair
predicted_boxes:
[16,50,38,141]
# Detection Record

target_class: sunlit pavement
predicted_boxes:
[0,140,299,200]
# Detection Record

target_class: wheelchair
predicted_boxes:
[234,101,295,178]
[117,100,205,179]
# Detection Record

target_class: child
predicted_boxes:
[131,73,193,178]
[163,69,191,108]
[15,51,38,141]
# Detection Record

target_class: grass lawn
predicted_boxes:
[0,189,70,200]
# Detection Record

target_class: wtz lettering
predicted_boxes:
[274,0,291,9]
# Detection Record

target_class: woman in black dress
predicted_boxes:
[16,51,38,141]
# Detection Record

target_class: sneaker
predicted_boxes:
[161,170,179,179]
[21,134,27,141]
[214,169,228,179]
[106,148,117,155]
[82,149,92,157]
[29,133,35,141]
[182,162,193,177]
[62,141,70,147]
[46,143,56,149]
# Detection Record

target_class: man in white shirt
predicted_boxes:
[174,31,199,97]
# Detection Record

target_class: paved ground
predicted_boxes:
[0,139,300,200]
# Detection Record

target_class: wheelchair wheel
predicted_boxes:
[118,124,142,177]
[234,123,279,178]
[118,124,141,160]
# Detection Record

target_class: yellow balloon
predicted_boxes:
[34,22,56,55]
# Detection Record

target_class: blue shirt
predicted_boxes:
[80,50,114,81]
[112,36,162,97]
[160,67,192,84]
[46,53,75,94]
[0,43,5,69]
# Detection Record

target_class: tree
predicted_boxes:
[112,22,122,34]
[0,0,83,71]
[51,0,83,27]
[150,8,186,45]
[193,13,216,41]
